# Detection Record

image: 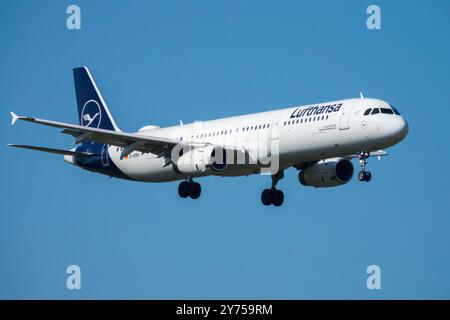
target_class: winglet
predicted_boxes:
[10,112,19,125]
[360,92,364,98]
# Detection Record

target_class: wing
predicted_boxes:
[348,150,388,160]
[8,144,92,157]
[10,112,183,157]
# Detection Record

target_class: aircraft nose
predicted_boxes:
[390,116,409,141]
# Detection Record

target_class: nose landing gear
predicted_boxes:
[357,151,372,182]
[178,178,201,199]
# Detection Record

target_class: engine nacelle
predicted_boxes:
[175,146,229,174]
[176,148,210,174]
[299,158,354,188]
[209,146,228,171]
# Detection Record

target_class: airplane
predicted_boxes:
[8,66,409,207]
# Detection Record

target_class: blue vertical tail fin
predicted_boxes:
[73,66,121,131]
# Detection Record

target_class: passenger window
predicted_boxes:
[371,108,380,115]
[381,108,394,114]
[364,108,372,116]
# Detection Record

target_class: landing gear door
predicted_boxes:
[339,102,354,130]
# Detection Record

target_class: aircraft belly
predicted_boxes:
[109,149,181,182]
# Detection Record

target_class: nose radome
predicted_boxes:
[390,117,409,141]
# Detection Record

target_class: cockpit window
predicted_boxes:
[371,108,380,115]
[390,105,400,115]
[380,108,394,114]
[364,108,372,116]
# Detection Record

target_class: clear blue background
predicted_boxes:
[1,0,449,299]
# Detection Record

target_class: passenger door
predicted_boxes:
[265,113,282,162]
[339,102,355,130]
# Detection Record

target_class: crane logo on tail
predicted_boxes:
[80,100,101,128]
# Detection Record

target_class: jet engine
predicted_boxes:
[175,146,229,174]
[298,158,354,188]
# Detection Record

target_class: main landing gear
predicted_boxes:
[261,170,284,207]
[178,178,201,199]
[357,151,372,182]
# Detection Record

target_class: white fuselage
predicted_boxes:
[107,98,408,182]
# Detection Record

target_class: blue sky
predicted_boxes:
[1,0,449,299]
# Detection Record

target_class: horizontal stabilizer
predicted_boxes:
[7,144,92,157]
